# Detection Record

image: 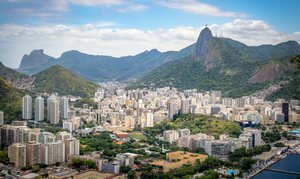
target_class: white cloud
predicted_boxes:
[117,4,148,13]
[4,0,126,17]
[213,19,300,45]
[0,19,299,68]
[156,0,245,17]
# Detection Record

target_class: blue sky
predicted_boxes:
[0,0,299,68]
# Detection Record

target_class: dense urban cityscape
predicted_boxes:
[0,82,300,178]
[0,0,300,178]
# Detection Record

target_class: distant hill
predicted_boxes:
[32,65,98,97]
[265,55,300,101]
[0,77,23,123]
[0,61,34,89]
[133,27,300,100]
[18,46,194,82]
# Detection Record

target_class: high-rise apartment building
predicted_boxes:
[22,95,32,120]
[56,131,72,142]
[146,113,154,127]
[243,128,262,148]
[124,116,135,128]
[47,95,59,124]
[282,102,289,122]
[163,130,179,144]
[26,141,42,166]
[8,143,26,167]
[60,96,69,119]
[167,101,177,119]
[42,141,65,165]
[178,128,191,138]
[35,96,44,122]
[181,99,189,114]
[64,138,80,161]
[235,98,245,108]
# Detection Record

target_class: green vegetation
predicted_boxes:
[0,61,28,80]
[73,98,98,109]
[274,142,286,147]
[197,170,219,179]
[43,124,64,133]
[262,126,282,143]
[79,133,147,157]
[33,65,98,97]
[228,145,271,163]
[32,165,41,173]
[79,121,96,129]
[71,158,97,170]
[240,157,256,171]
[266,71,300,101]
[120,166,132,173]
[127,170,136,179]
[133,38,300,100]
[145,114,241,138]
[228,145,271,172]
[21,165,33,171]
[0,77,23,123]
[140,157,223,179]
[0,149,9,164]
[291,55,300,68]
[129,131,148,140]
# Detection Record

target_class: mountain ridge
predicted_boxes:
[17,43,196,81]
[133,27,300,100]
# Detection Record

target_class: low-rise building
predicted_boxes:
[115,153,138,166]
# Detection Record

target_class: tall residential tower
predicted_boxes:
[22,95,32,120]
[60,96,69,119]
[47,95,59,124]
[35,96,44,122]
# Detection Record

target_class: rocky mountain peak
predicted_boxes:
[19,49,54,70]
[193,27,213,58]
[30,49,44,55]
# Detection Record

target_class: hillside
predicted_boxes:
[133,27,300,99]
[33,65,98,97]
[0,77,23,123]
[265,55,300,101]
[0,61,33,89]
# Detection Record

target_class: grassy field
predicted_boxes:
[129,131,148,140]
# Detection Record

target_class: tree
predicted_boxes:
[0,150,9,164]
[241,157,255,171]
[274,142,285,147]
[32,165,40,173]
[85,160,96,169]
[72,158,84,169]
[120,166,131,173]
[197,170,219,179]
[127,170,136,179]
